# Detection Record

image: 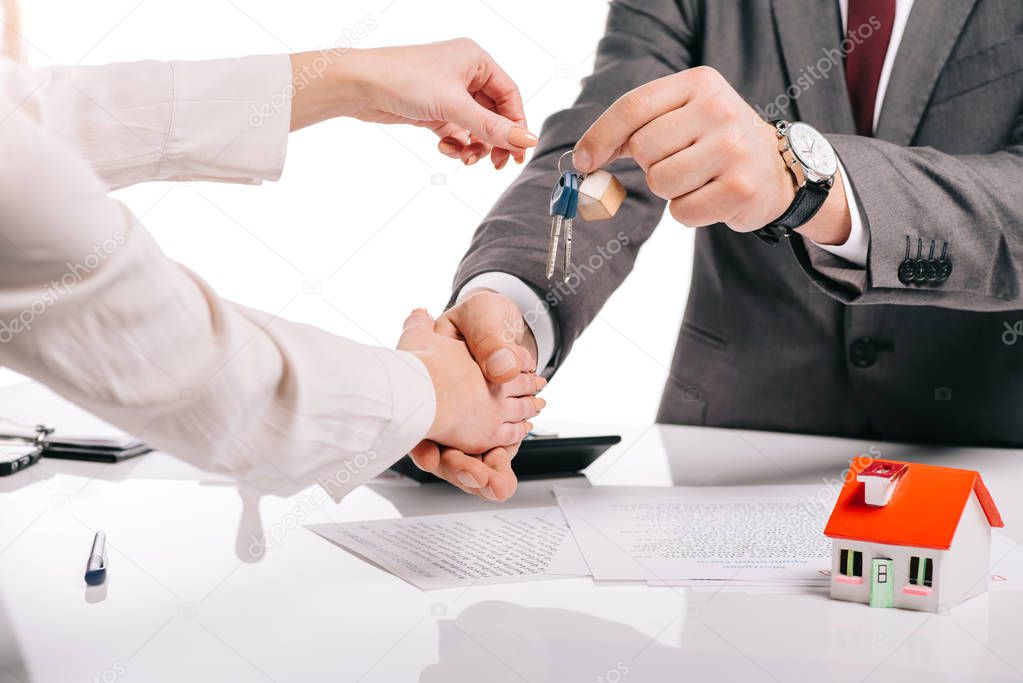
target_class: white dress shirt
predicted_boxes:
[0,55,435,500]
[465,0,914,372]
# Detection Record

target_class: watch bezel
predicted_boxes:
[785,122,838,182]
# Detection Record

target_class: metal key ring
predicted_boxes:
[557,150,585,178]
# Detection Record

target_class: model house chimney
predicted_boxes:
[856,461,908,507]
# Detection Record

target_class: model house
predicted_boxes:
[824,459,1003,612]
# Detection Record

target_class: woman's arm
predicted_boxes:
[15,56,293,191]
[9,39,536,191]
[0,87,540,501]
[289,39,537,168]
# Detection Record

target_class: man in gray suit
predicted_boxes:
[409,0,1023,500]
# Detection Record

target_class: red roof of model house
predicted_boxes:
[824,459,1004,550]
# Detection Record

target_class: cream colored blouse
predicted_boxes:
[0,55,435,500]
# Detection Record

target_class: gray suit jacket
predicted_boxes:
[454,0,1023,446]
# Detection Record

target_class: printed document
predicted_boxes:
[307,506,588,590]
[554,485,833,584]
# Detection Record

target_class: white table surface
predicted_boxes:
[1,381,1021,683]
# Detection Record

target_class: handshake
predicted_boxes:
[396,289,540,502]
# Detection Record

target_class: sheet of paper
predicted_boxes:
[989,530,1023,591]
[306,506,589,590]
[555,485,832,583]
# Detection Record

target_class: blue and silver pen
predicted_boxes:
[84,530,107,586]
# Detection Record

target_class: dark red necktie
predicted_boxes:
[845,0,896,136]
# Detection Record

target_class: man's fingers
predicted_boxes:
[513,344,536,373]
[479,448,517,501]
[505,372,547,397]
[407,442,519,502]
[495,420,533,447]
[505,396,544,422]
[644,141,717,201]
[448,311,522,383]
[625,105,702,171]
[435,447,492,492]
[574,68,708,173]
[667,179,736,228]
[438,293,534,383]
[409,440,442,472]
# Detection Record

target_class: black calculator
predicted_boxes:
[389,433,622,483]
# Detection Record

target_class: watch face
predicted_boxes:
[787,122,838,179]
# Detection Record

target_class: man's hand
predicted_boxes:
[408,290,542,501]
[572,66,851,244]
[398,309,544,455]
[408,441,522,502]
[435,289,538,383]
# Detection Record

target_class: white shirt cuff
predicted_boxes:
[319,348,436,503]
[163,56,292,185]
[456,272,557,372]
[808,159,868,267]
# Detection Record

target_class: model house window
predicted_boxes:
[840,549,863,577]
[909,557,933,587]
[877,563,887,583]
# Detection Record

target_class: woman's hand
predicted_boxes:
[397,309,545,455]
[290,39,537,169]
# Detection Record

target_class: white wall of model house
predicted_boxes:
[829,493,992,612]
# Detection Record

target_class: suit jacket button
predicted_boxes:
[898,258,916,285]
[850,337,879,368]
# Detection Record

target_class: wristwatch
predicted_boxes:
[754,120,838,245]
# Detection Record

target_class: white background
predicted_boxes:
[3,0,694,427]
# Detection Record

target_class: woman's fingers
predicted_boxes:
[444,91,536,158]
[503,396,544,423]
[396,308,434,350]
[471,52,531,148]
[459,136,490,166]
[473,90,515,170]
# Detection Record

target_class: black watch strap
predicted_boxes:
[753,182,830,245]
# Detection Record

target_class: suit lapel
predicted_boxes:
[874,0,979,145]
[770,0,857,135]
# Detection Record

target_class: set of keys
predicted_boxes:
[546,151,627,282]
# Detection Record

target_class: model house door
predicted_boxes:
[869,558,894,608]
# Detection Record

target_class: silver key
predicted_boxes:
[562,218,573,283]
[546,214,562,279]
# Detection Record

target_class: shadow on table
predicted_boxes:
[420,600,690,683]
[657,425,947,487]
[419,590,1020,683]
[366,475,590,518]
[0,592,28,683]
